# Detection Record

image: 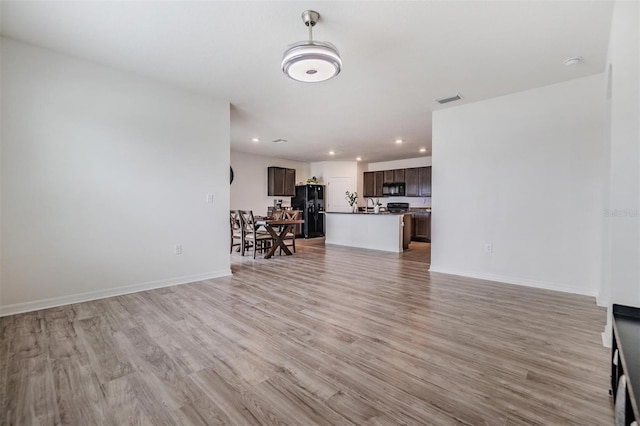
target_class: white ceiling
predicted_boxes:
[0,1,614,163]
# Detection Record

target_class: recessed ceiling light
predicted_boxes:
[419,148,426,153]
[329,151,335,155]
[356,157,362,161]
[251,138,260,142]
[395,139,403,144]
[564,56,583,66]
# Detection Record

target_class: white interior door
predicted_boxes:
[327,177,354,212]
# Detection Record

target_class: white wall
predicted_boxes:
[367,157,432,171]
[599,0,640,344]
[602,0,640,307]
[431,74,606,296]
[230,151,309,215]
[310,161,359,212]
[366,157,433,207]
[0,39,231,315]
[309,161,359,185]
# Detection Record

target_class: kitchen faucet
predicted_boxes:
[366,198,376,212]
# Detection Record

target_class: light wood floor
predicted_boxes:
[0,240,612,425]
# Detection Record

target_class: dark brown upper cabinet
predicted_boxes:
[374,171,384,197]
[363,172,375,197]
[405,168,420,196]
[365,166,430,198]
[284,168,296,196]
[268,166,296,196]
[363,171,384,197]
[419,167,432,197]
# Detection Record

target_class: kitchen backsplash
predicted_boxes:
[360,196,431,208]
[389,196,431,208]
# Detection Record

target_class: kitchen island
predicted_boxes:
[325,212,411,253]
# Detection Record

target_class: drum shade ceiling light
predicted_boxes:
[282,10,342,83]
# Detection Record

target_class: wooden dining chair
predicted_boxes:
[280,210,298,254]
[271,209,285,220]
[230,210,243,253]
[238,210,273,259]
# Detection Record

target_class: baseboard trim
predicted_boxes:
[596,293,610,308]
[428,266,597,298]
[0,269,232,317]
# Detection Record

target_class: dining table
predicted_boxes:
[254,218,305,259]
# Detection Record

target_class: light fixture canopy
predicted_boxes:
[282,10,342,83]
[564,56,583,66]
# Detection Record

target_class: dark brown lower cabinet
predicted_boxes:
[411,212,431,242]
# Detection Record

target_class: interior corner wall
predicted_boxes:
[0,38,231,315]
[601,0,640,313]
[230,150,309,215]
[309,161,359,187]
[431,74,606,297]
[309,161,359,211]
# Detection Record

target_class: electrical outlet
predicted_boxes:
[484,243,493,253]
[206,194,214,204]
[175,244,183,255]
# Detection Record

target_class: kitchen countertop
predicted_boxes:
[613,304,640,422]
[325,211,409,215]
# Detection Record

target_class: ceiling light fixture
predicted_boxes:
[251,138,260,142]
[282,10,342,83]
[564,56,583,66]
[419,148,426,153]
[356,157,362,161]
[395,139,403,144]
[329,151,335,155]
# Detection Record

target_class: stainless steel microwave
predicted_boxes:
[382,182,405,196]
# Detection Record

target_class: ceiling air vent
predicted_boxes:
[272,138,288,144]
[435,93,462,104]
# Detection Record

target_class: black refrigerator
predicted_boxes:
[291,184,325,238]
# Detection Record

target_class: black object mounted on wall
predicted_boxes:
[230,167,234,184]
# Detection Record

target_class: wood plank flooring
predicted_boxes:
[0,241,612,425]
